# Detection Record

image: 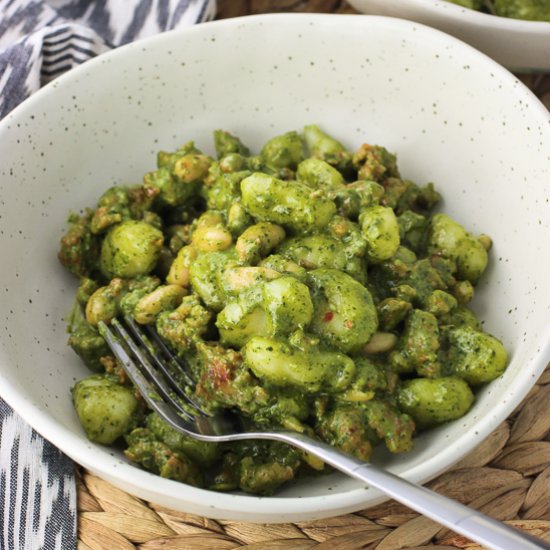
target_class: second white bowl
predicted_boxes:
[348,0,550,71]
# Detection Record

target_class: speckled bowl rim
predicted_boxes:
[1,13,550,522]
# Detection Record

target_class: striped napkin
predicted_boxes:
[0,1,215,548]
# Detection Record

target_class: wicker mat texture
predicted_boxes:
[77,3,550,549]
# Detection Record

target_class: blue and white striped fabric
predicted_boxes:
[0,0,216,118]
[0,1,215,548]
[0,400,75,550]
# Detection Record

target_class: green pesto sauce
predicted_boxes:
[60,125,508,496]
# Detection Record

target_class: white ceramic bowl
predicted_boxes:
[348,0,550,71]
[1,14,550,523]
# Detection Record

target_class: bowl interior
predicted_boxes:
[0,14,550,522]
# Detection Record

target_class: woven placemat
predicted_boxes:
[76,4,550,549]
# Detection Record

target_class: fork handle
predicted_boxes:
[270,431,550,550]
[348,463,546,550]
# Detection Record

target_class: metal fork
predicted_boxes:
[99,316,549,550]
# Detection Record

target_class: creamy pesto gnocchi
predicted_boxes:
[59,125,508,495]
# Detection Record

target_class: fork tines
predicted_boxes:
[98,317,207,423]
